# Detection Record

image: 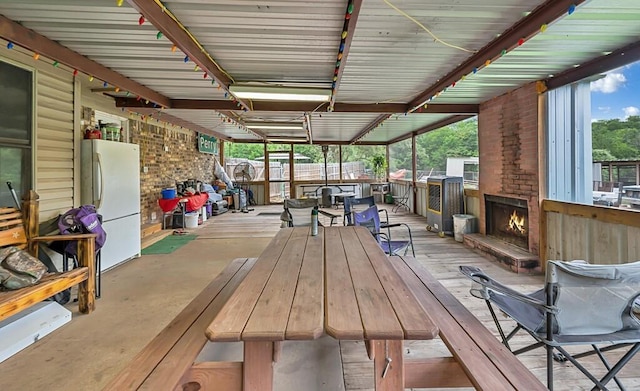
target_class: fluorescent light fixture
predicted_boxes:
[267,137,308,143]
[245,123,303,130]
[229,85,331,102]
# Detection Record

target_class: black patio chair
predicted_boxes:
[392,184,411,213]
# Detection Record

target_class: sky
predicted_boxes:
[590,60,640,121]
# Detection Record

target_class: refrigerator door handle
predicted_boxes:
[96,152,105,209]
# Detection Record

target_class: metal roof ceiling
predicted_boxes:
[0,0,639,144]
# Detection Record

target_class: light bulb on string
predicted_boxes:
[73,69,78,76]
[171,44,177,52]
[115,87,120,92]
[518,38,525,46]
[540,24,548,33]
[184,56,189,63]
[116,0,124,6]
[500,49,506,56]
[156,31,163,39]
[484,59,491,66]
[568,4,576,15]
[138,15,145,25]
[103,81,108,87]
[33,53,40,60]
[89,76,94,82]
[341,31,347,39]
[53,61,59,67]
[6,42,14,49]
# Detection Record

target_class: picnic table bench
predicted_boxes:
[390,255,546,390]
[103,257,256,390]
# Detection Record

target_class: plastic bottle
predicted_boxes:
[311,207,318,236]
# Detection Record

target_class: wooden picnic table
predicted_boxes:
[206,225,438,391]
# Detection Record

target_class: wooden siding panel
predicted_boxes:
[544,201,640,265]
[36,71,75,220]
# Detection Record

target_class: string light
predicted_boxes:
[116,0,124,6]
[156,31,163,39]
[89,76,94,82]
[138,15,145,25]
[171,44,177,52]
[33,53,40,60]
[73,69,78,76]
[103,81,108,87]
[6,42,13,49]
[52,61,59,67]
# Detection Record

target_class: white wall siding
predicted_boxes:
[36,70,75,221]
[0,45,77,223]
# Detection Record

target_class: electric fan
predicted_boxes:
[232,162,256,213]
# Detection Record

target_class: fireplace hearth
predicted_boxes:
[485,195,528,250]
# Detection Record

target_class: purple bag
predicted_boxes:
[58,205,107,255]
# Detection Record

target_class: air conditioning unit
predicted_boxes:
[426,176,464,236]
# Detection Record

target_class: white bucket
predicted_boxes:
[453,214,476,242]
[184,212,199,229]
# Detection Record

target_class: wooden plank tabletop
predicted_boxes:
[207,225,437,343]
[206,227,324,342]
[325,226,438,341]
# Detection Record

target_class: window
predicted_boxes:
[388,138,412,180]
[415,119,478,185]
[341,145,385,180]
[548,59,640,208]
[0,60,33,207]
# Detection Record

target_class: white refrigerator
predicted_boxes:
[81,139,141,271]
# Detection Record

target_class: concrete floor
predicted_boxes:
[1,205,639,390]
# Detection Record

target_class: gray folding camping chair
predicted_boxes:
[460,261,640,391]
[280,198,338,227]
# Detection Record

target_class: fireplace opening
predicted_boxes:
[485,195,529,249]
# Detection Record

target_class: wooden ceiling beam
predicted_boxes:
[349,114,392,144]
[330,0,363,108]
[408,0,587,110]
[0,14,170,108]
[125,0,249,110]
[116,98,479,114]
[546,40,640,90]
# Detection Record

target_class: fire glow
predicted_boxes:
[506,210,526,235]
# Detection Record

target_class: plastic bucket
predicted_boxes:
[453,214,476,242]
[161,188,176,199]
[184,212,199,228]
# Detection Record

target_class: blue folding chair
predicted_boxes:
[343,195,388,226]
[353,205,414,256]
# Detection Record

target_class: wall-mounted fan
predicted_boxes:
[232,162,256,213]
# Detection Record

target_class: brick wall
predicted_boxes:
[478,82,540,255]
[130,120,216,224]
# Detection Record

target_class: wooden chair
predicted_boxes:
[0,191,96,322]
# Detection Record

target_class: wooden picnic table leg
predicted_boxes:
[243,341,274,391]
[373,340,404,391]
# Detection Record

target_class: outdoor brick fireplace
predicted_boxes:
[485,195,529,250]
[464,82,541,273]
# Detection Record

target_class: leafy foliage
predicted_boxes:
[592,116,640,161]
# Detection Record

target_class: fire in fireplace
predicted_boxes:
[485,195,529,249]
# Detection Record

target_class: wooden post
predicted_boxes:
[374,340,404,391]
[23,190,39,256]
[244,341,274,391]
[77,236,96,313]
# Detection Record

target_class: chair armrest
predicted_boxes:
[318,210,340,226]
[31,233,97,242]
[459,266,553,312]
